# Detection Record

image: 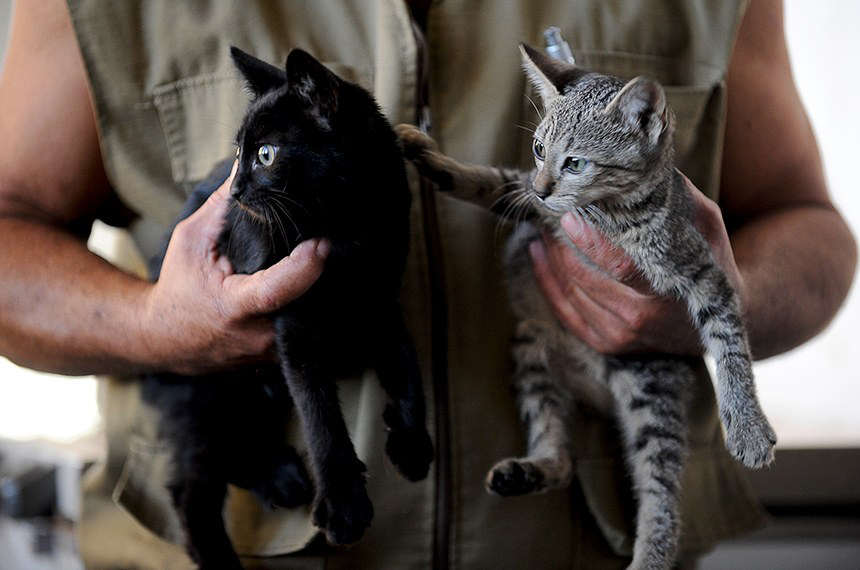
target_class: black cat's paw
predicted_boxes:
[383,406,434,482]
[313,473,374,546]
[486,458,546,496]
[254,459,315,510]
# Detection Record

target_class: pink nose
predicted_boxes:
[533,171,555,199]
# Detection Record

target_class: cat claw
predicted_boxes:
[725,414,777,469]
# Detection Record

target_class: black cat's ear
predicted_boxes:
[231,46,286,97]
[286,49,340,131]
[520,43,579,104]
[605,76,669,145]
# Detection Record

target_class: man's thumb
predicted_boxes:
[225,238,330,316]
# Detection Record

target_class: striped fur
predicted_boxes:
[397,44,775,569]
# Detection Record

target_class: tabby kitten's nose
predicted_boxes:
[534,171,555,199]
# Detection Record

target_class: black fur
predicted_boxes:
[142,48,433,569]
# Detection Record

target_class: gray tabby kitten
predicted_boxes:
[397,45,776,569]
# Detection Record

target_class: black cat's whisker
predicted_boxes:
[272,190,311,216]
[265,199,296,249]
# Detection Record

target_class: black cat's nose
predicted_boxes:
[230,182,244,200]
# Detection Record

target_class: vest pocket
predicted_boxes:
[112,433,321,557]
[152,63,372,188]
[577,448,766,557]
[111,434,186,544]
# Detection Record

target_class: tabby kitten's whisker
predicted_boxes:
[524,93,544,121]
[398,44,775,570]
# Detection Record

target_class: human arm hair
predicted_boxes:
[719,0,856,359]
[531,0,856,360]
[0,0,327,376]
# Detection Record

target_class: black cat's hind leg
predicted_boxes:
[607,357,692,570]
[169,476,243,570]
[374,310,434,482]
[240,444,315,510]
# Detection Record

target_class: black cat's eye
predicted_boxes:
[532,139,546,161]
[562,156,588,174]
[257,144,277,166]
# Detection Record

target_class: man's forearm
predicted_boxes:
[733,205,857,360]
[0,218,154,376]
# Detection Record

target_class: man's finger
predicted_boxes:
[529,240,608,350]
[224,238,330,317]
[559,212,650,291]
[183,161,238,243]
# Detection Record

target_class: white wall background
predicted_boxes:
[753,0,860,447]
[0,0,858,447]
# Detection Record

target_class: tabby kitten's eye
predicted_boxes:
[257,144,276,166]
[532,139,546,161]
[562,156,588,174]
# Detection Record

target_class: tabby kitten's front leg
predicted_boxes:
[396,124,530,214]
[662,227,777,468]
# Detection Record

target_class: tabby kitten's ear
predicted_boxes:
[286,49,340,131]
[230,46,286,97]
[520,44,563,103]
[605,76,669,146]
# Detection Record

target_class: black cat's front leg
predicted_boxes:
[168,477,243,570]
[274,319,373,545]
[373,309,434,482]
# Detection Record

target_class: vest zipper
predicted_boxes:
[408,9,452,570]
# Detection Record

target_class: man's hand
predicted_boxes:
[140,169,329,375]
[529,175,744,356]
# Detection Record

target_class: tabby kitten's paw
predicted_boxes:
[725,413,777,469]
[486,458,547,496]
[313,471,374,545]
[383,406,434,481]
[395,123,438,159]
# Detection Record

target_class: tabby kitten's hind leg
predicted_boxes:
[487,320,574,496]
[607,358,693,570]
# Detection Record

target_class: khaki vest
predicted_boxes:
[69,1,764,568]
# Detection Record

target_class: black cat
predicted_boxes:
[143,47,434,570]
